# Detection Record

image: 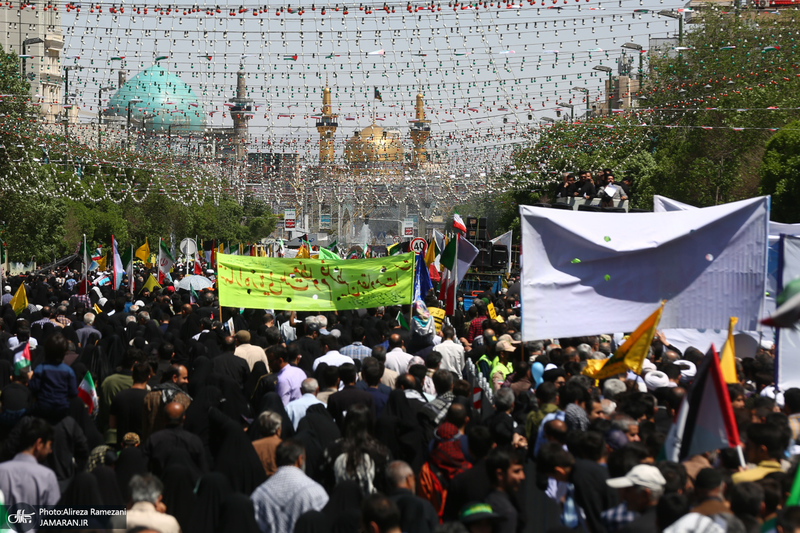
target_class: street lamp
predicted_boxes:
[21,38,43,81]
[571,87,591,118]
[97,85,115,150]
[659,10,684,46]
[593,65,614,114]
[126,98,142,150]
[557,102,575,122]
[541,116,556,123]
[621,42,644,81]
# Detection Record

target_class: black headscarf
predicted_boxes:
[293,404,341,483]
[294,511,331,533]
[375,390,428,471]
[184,384,222,467]
[207,373,253,424]
[99,334,127,373]
[187,472,232,533]
[91,465,124,506]
[189,356,213,398]
[244,361,269,408]
[208,408,267,495]
[220,493,261,533]
[257,392,295,440]
[59,471,103,506]
[324,480,363,533]
[161,464,197,533]
[115,447,148,502]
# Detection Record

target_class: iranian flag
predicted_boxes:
[158,239,175,284]
[77,372,99,415]
[438,235,479,315]
[12,342,30,375]
[453,212,467,233]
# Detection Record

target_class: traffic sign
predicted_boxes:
[411,237,428,256]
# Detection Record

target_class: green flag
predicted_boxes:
[439,237,457,271]
[120,245,133,269]
[319,247,339,260]
[326,240,338,251]
[217,252,416,311]
[396,310,409,330]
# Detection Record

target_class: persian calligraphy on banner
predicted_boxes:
[217,252,416,311]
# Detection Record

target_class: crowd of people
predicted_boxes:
[0,266,798,533]
[554,169,632,207]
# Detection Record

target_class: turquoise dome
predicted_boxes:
[107,64,205,133]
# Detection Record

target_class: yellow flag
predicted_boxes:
[141,274,162,293]
[296,245,310,259]
[95,252,108,272]
[583,301,666,380]
[135,239,151,266]
[9,284,27,316]
[720,317,739,384]
[424,239,436,267]
[93,303,103,315]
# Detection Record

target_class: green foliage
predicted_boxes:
[760,118,800,222]
[482,9,800,232]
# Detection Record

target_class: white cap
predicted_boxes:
[3,286,10,293]
[607,464,667,491]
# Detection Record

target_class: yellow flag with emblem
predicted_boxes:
[720,317,739,384]
[583,301,666,380]
[9,283,27,316]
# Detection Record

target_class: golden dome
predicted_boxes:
[344,123,405,164]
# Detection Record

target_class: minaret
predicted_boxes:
[316,79,338,164]
[409,90,431,165]
[229,66,253,160]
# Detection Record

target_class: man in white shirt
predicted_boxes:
[432,326,465,378]
[312,337,354,371]
[385,333,413,374]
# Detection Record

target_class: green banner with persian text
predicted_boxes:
[217,252,416,311]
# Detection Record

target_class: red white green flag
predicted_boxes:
[77,372,99,415]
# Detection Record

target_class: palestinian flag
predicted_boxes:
[12,342,30,375]
[663,345,741,462]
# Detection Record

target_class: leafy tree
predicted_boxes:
[759,118,800,222]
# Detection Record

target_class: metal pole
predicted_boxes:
[679,16,683,46]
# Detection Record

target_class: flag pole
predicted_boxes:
[737,445,747,469]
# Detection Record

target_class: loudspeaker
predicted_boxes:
[492,245,508,270]
[476,243,492,269]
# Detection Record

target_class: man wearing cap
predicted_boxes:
[490,340,515,391]
[234,330,269,371]
[1,286,12,305]
[459,503,500,533]
[606,464,666,533]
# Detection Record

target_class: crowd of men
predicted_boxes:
[554,169,632,207]
[0,266,799,533]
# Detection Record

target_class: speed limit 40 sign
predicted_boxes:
[410,237,428,256]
